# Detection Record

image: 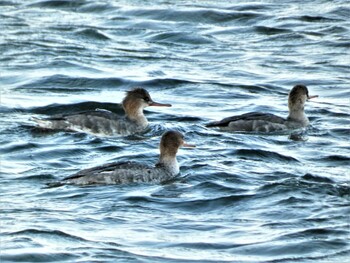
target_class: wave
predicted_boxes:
[77,2,114,13]
[0,1,18,7]
[229,239,349,260]
[121,194,252,213]
[5,228,87,241]
[236,148,299,163]
[258,174,350,199]
[0,252,78,262]
[147,31,215,45]
[27,0,86,9]
[298,15,343,23]
[254,26,292,35]
[13,74,198,92]
[14,75,126,92]
[279,227,349,240]
[122,8,268,24]
[75,28,111,41]
[316,155,350,165]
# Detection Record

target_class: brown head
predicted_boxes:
[159,130,195,158]
[288,85,318,111]
[122,88,172,119]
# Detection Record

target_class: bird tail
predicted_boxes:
[32,117,53,129]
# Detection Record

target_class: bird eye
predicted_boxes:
[144,97,150,102]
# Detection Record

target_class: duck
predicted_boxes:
[59,130,195,185]
[206,85,318,132]
[33,88,171,136]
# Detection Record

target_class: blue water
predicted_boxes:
[1,0,349,262]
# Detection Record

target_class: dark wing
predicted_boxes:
[46,109,119,121]
[62,161,146,181]
[206,112,286,127]
[42,109,127,134]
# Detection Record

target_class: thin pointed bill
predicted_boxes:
[183,142,196,148]
[149,101,172,107]
[308,95,319,100]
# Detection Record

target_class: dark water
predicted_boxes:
[1,0,350,262]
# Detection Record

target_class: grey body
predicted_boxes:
[206,112,307,132]
[33,88,171,136]
[206,85,314,132]
[36,110,146,136]
[57,130,193,186]
[63,161,174,185]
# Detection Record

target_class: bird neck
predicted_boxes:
[287,107,308,124]
[157,154,179,176]
[123,102,148,126]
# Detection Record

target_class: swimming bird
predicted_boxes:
[206,85,318,132]
[60,130,195,185]
[33,88,171,136]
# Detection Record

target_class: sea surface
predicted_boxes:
[1,0,349,262]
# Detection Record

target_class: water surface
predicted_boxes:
[1,0,349,262]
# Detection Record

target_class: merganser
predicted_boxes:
[33,88,171,136]
[206,85,318,132]
[59,130,195,185]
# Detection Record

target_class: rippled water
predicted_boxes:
[1,0,350,262]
